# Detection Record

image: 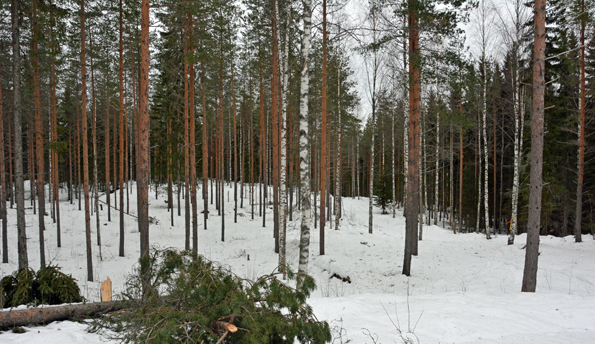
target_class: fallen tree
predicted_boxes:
[0,301,125,329]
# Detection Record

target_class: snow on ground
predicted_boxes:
[2,181,595,343]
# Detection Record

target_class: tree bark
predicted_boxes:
[0,67,7,263]
[138,0,151,296]
[80,0,94,282]
[574,0,585,243]
[188,15,198,252]
[118,0,125,257]
[0,301,125,329]
[521,0,545,293]
[403,1,420,277]
[297,0,313,290]
[13,0,28,270]
[32,1,46,266]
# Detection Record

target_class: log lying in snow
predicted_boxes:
[0,301,125,329]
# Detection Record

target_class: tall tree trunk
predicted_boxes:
[184,18,191,250]
[271,8,280,253]
[80,0,93,282]
[297,0,313,290]
[434,93,440,227]
[574,0,585,243]
[521,0,545,293]
[118,0,125,257]
[138,0,151,296]
[202,63,208,230]
[509,76,524,244]
[335,53,342,229]
[188,15,197,252]
[482,58,490,239]
[458,95,463,233]
[233,59,238,225]
[0,68,7,263]
[105,73,111,223]
[403,1,420,277]
[32,1,46,266]
[90,30,101,260]
[276,1,289,272]
[13,0,27,270]
[320,0,328,253]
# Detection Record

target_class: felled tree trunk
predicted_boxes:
[0,301,125,329]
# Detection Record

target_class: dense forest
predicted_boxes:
[0,0,593,286]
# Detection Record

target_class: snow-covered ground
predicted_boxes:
[2,181,595,343]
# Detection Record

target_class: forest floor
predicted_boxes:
[1,181,595,343]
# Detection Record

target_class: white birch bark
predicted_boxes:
[369,115,374,234]
[297,0,312,288]
[482,60,491,239]
[434,92,440,226]
[392,85,396,218]
[276,0,289,272]
[335,56,342,229]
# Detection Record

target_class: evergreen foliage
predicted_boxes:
[374,172,393,214]
[0,265,83,308]
[91,249,331,343]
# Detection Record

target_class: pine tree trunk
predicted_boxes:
[90,31,101,260]
[232,58,238,225]
[138,0,151,297]
[297,0,313,290]
[574,0,585,243]
[403,2,420,277]
[118,0,125,257]
[13,0,27,269]
[32,1,46,266]
[188,15,198,252]
[183,19,191,250]
[202,64,208,230]
[319,0,328,252]
[521,0,545,293]
[80,0,94,282]
[105,76,111,223]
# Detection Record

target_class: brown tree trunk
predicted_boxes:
[32,1,46,267]
[320,0,327,254]
[183,17,191,249]
[118,0,125,257]
[202,63,208,230]
[272,11,280,253]
[90,29,101,260]
[188,14,198,252]
[522,0,545,293]
[232,59,238,224]
[138,0,151,296]
[0,301,125,329]
[80,0,94,282]
[403,1,420,277]
[574,0,585,243]
[9,18,23,255]
[105,75,111,222]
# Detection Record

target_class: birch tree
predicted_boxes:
[297,0,313,290]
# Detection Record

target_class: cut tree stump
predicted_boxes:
[101,277,112,301]
[0,301,125,329]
